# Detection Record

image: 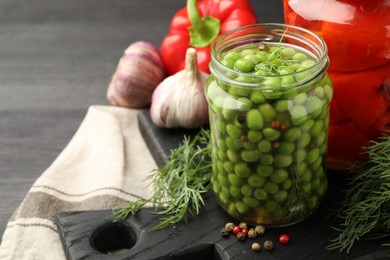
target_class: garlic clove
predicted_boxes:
[150,48,209,129]
[107,41,166,108]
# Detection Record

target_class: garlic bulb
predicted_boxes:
[150,48,209,128]
[107,41,166,108]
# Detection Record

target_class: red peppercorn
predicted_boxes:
[271,119,281,129]
[232,226,241,235]
[280,124,289,131]
[279,234,290,244]
[241,228,249,236]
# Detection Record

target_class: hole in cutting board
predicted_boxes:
[91,222,137,255]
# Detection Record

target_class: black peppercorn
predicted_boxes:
[224,222,235,232]
[264,240,274,251]
[221,227,230,237]
[236,231,246,241]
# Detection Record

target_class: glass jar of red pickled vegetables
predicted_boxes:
[283,0,390,170]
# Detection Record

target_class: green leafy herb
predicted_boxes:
[110,128,212,230]
[328,134,390,253]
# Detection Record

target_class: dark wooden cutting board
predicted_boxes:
[55,110,390,260]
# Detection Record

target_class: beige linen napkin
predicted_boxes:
[0,105,157,259]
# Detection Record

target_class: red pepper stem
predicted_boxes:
[186,0,221,48]
[187,0,201,26]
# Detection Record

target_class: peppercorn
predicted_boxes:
[247,228,257,239]
[251,242,261,252]
[220,227,230,237]
[236,231,246,241]
[254,224,265,235]
[241,228,249,236]
[225,222,235,232]
[239,222,248,229]
[279,234,290,244]
[258,43,269,51]
[237,112,245,124]
[280,123,289,131]
[264,240,274,251]
[232,225,241,235]
[271,119,281,129]
[272,141,280,149]
[240,134,248,142]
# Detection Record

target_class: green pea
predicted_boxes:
[297,132,311,148]
[244,54,260,64]
[237,97,253,112]
[226,137,243,151]
[233,83,252,96]
[224,51,240,61]
[283,127,301,142]
[280,47,296,57]
[310,156,323,171]
[281,75,296,87]
[290,105,307,126]
[248,130,263,142]
[236,201,249,214]
[217,160,225,173]
[308,195,319,209]
[263,77,281,88]
[310,120,324,137]
[211,96,224,113]
[246,109,264,130]
[217,150,228,161]
[274,154,293,168]
[260,154,274,165]
[216,118,226,134]
[212,179,220,193]
[240,48,255,57]
[263,182,279,194]
[218,189,231,204]
[296,162,308,174]
[296,149,307,163]
[223,161,234,173]
[293,93,307,106]
[271,169,289,184]
[253,68,268,76]
[250,90,266,104]
[254,188,268,200]
[217,173,230,187]
[300,119,314,132]
[221,58,235,69]
[248,175,265,188]
[256,51,268,62]
[228,173,245,186]
[222,98,237,120]
[275,100,293,112]
[256,165,274,177]
[313,86,325,99]
[217,139,227,150]
[324,84,333,101]
[226,124,242,138]
[307,147,320,164]
[305,96,323,119]
[258,139,272,153]
[241,184,254,197]
[282,179,292,190]
[301,169,312,182]
[263,128,281,141]
[259,103,277,122]
[303,182,312,193]
[244,142,257,150]
[234,163,251,178]
[235,58,254,72]
[227,149,240,163]
[292,52,307,61]
[243,196,260,208]
[315,131,326,146]
[273,190,288,202]
[278,141,296,155]
[230,185,243,199]
[241,149,261,162]
[317,181,327,197]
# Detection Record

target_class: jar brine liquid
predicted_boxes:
[284,0,390,170]
[206,24,333,226]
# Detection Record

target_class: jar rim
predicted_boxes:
[210,23,329,87]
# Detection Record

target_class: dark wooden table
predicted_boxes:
[0,0,283,245]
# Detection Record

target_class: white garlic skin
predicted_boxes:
[107,41,166,108]
[150,48,209,129]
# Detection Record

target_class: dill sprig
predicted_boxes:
[328,134,390,253]
[110,128,212,230]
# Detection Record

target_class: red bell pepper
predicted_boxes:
[161,0,258,75]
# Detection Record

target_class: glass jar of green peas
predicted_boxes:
[206,23,333,226]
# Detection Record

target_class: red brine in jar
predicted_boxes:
[284,0,390,170]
